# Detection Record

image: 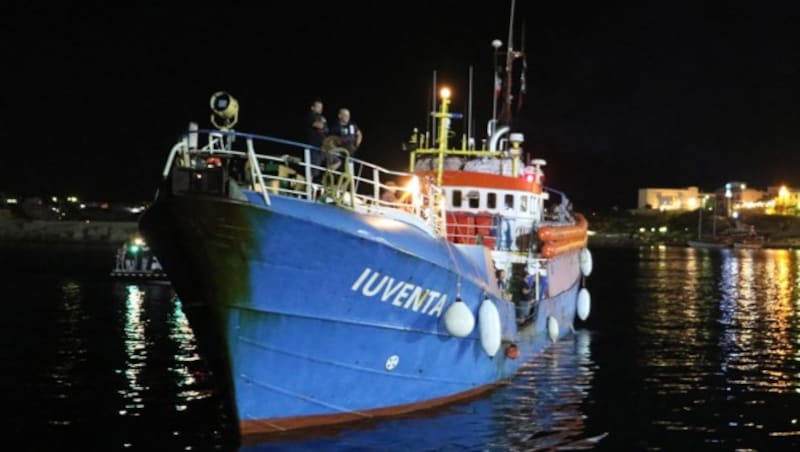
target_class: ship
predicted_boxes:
[138,28,594,445]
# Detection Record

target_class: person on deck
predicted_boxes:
[511,270,532,320]
[496,268,507,292]
[329,108,363,156]
[306,98,328,148]
[306,98,328,180]
[381,181,399,204]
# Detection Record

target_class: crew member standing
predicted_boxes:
[306,98,328,147]
[306,98,328,179]
[329,108,363,155]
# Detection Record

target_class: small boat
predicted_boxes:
[138,9,593,442]
[687,239,730,250]
[110,235,168,280]
[688,202,730,249]
[733,236,765,249]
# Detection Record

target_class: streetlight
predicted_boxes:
[779,185,789,214]
[725,184,733,217]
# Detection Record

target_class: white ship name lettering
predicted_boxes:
[351,268,448,317]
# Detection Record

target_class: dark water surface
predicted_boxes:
[3,244,800,451]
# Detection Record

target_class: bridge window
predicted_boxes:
[504,194,514,209]
[521,195,528,212]
[487,193,497,209]
[467,190,480,209]
[452,190,462,208]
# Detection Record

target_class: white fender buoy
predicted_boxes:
[577,288,591,321]
[547,315,559,343]
[478,299,502,357]
[443,298,475,338]
[579,248,593,277]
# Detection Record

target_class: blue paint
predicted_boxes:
[210,192,582,423]
[141,128,588,437]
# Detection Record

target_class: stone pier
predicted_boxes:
[0,220,139,243]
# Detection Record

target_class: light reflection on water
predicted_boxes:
[486,332,600,451]
[167,296,213,408]
[627,247,800,447]
[47,280,87,427]
[119,284,215,409]
[119,285,147,416]
[10,246,800,450]
[244,331,599,452]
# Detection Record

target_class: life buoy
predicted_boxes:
[443,298,476,338]
[577,288,591,321]
[478,299,502,357]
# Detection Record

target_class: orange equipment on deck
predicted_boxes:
[537,213,588,242]
[537,213,589,258]
[446,213,476,244]
[474,212,496,248]
[541,237,588,258]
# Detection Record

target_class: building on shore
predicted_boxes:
[637,182,800,217]
[637,186,702,211]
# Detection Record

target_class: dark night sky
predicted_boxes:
[3,1,800,210]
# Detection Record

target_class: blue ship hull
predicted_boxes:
[140,190,582,438]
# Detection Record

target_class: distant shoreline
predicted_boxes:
[1,218,799,250]
[589,232,800,249]
[0,219,138,244]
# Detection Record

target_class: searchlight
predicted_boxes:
[210,91,239,130]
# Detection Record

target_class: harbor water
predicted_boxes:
[3,243,800,450]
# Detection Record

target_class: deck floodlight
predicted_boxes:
[210,91,239,130]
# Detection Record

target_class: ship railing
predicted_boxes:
[527,257,550,301]
[542,186,574,223]
[346,159,446,237]
[445,210,550,255]
[164,129,448,237]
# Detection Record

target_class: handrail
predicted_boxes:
[163,128,447,237]
[246,138,270,206]
[319,146,356,209]
[489,125,510,151]
[543,186,573,223]
[162,139,187,178]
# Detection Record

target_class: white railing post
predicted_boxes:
[246,138,270,206]
[163,140,187,178]
[304,148,313,200]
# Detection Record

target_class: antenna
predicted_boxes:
[499,0,517,126]
[468,65,473,147]
[431,70,437,147]
[490,38,503,138]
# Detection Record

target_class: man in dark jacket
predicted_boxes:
[329,108,363,155]
[306,98,328,179]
